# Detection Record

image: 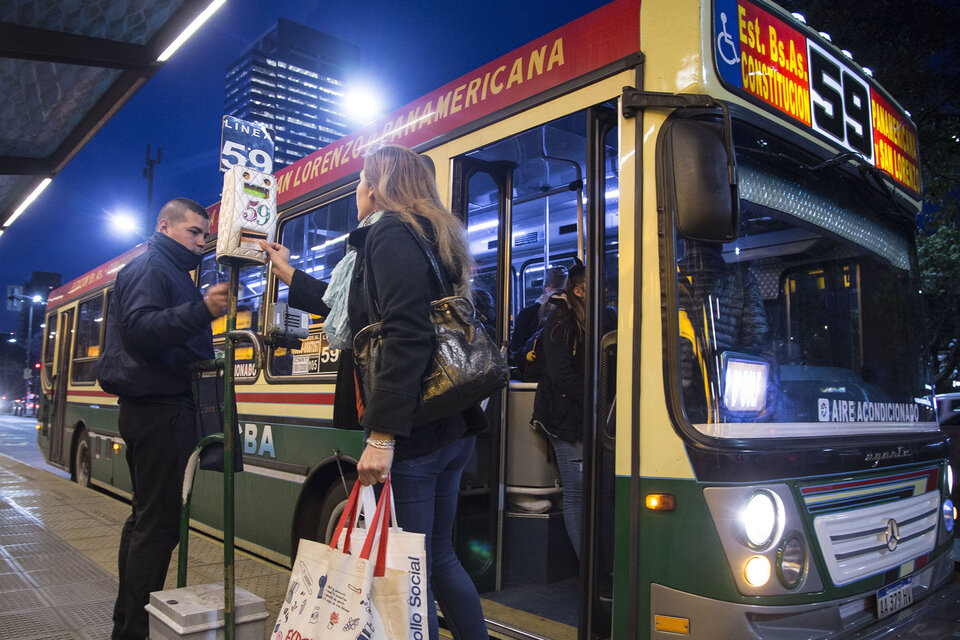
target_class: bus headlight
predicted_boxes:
[740,491,780,549]
[744,555,771,587]
[944,499,955,533]
[776,532,806,589]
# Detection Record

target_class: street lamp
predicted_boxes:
[7,292,47,391]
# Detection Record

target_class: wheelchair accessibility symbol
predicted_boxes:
[717,12,740,66]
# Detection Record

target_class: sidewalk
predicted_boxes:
[0,453,289,640]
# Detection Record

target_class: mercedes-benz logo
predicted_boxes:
[884,518,900,552]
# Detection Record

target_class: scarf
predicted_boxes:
[321,210,383,350]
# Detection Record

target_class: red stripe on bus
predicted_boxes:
[800,468,937,495]
[68,390,115,398]
[236,392,335,405]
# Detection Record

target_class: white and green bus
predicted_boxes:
[40,0,956,637]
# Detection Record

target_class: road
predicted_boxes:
[0,412,69,479]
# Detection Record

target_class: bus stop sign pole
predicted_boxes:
[221,264,240,640]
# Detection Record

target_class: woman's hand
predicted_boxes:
[357,445,394,486]
[259,241,294,285]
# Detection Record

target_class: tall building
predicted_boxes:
[224,19,361,169]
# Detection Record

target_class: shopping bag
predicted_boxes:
[345,482,430,639]
[274,479,421,640]
[271,480,384,640]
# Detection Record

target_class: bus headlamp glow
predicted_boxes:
[776,532,806,589]
[944,499,955,533]
[740,491,778,548]
[744,555,771,587]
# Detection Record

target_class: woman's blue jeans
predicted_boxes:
[390,436,487,640]
[550,437,583,559]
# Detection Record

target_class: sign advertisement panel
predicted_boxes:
[220,115,275,175]
[713,0,920,194]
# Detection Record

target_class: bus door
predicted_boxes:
[49,308,74,466]
[452,104,620,639]
[450,156,512,596]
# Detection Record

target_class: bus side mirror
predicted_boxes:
[658,118,738,242]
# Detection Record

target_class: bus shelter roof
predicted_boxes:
[0,0,215,228]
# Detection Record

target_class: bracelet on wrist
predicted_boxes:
[366,437,396,450]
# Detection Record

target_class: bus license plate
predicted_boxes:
[876,577,912,620]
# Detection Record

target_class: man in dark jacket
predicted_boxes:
[96,198,229,640]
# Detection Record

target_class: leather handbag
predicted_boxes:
[353,225,508,424]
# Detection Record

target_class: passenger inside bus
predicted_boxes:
[677,240,769,422]
[531,260,587,557]
[509,265,567,379]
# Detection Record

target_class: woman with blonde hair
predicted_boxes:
[262,144,488,640]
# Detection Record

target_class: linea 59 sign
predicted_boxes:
[220,115,275,174]
[712,0,920,194]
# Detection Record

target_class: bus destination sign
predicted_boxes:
[713,0,920,194]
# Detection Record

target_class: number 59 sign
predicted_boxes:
[220,115,274,174]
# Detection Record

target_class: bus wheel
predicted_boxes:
[74,429,91,488]
[316,474,357,544]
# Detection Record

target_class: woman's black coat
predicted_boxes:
[531,296,585,443]
[287,213,485,461]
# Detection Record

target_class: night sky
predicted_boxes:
[0,0,608,333]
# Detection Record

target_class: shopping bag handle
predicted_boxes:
[331,480,362,553]
[359,482,399,530]
[359,476,392,577]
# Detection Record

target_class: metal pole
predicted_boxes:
[222,265,239,640]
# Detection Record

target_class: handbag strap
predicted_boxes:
[361,219,452,324]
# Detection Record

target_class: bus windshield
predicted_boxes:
[674,134,936,438]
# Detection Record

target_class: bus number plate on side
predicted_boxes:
[876,577,912,619]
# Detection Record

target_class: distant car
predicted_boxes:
[11,395,37,418]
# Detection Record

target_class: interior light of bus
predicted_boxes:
[645,494,676,511]
[654,615,689,634]
[744,555,771,587]
[467,219,499,233]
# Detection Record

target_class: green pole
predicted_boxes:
[222,265,239,640]
[178,431,225,588]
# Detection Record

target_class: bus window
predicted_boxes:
[673,127,935,432]
[198,253,265,378]
[269,194,358,378]
[71,294,104,384]
[42,311,57,387]
[198,254,266,336]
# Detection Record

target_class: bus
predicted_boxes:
[39,0,957,638]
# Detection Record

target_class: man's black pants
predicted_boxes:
[112,401,195,640]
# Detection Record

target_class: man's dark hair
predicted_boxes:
[156,197,209,228]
